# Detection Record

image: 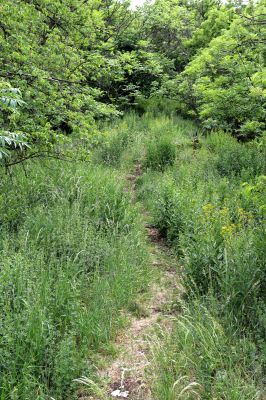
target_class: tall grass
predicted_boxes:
[1,112,265,399]
[152,300,261,400]
[138,127,266,398]
[102,113,266,398]
[95,112,196,172]
[147,134,266,333]
[0,160,149,399]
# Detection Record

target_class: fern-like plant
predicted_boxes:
[0,131,29,160]
[0,81,29,162]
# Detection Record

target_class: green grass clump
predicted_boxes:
[153,300,261,400]
[95,128,132,167]
[205,132,265,178]
[94,112,147,168]
[0,160,149,399]
[145,137,176,171]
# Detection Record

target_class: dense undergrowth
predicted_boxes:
[1,0,265,398]
[147,143,266,399]
[0,111,265,399]
[1,0,265,168]
[0,160,149,399]
[97,112,266,399]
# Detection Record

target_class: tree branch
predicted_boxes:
[3,150,89,168]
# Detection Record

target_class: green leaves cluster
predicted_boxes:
[0,80,29,161]
[178,3,265,137]
[1,0,265,159]
[145,0,266,138]
[0,0,176,161]
[1,0,121,144]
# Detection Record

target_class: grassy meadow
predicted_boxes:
[0,157,150,399]
[97,112,266,399]
[1,1,265,398]
[0,111,265,399]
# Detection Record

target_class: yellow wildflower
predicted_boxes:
[221,223,237,237]
[202,203,215,215]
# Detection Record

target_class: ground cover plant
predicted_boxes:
[0,110,265,399]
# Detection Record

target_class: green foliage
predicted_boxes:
[145,137,176,171]
[0,83,25,110]
[1,0,265,150]
[141,0,265,139]
[0,80,29,161]
[1,0,266,396]
[0,0,176,154]
[0,131,29,160]
[150,133,266,333]
[204,132,266,177]
[167,2,266,137]
[127,113,266,399]
[0,160,149,399]
[153,301,261,400]
[0,0,141,151]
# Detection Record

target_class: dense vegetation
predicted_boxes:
[130,114,266,399]
[94,112,265,398]
[1,0,265,162]
[0,0,265,399]
[0,159,150,398]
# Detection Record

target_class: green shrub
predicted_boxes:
[204,132,266,178]
[145,137,176,171]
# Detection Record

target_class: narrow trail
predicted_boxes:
[90,163,180,400]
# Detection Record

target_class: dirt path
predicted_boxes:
[88,165,180,400]
[101,238,178,400]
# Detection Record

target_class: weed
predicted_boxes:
[145,137,176,171]
[0,160,149,399]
